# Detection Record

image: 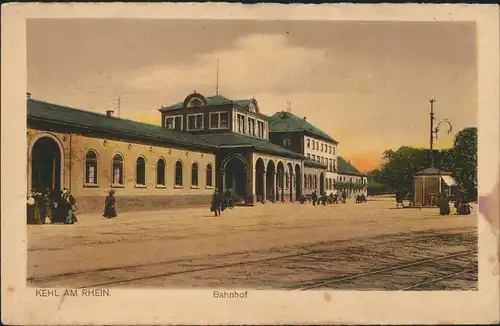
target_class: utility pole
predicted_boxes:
[429,99,435,167]
[216,58,219,95]
[118,96,121,117]
[287,101,291,113]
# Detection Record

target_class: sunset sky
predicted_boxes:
[27,19,477,172]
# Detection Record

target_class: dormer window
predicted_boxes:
[257,120,265,138]
[187,113,204,131]
[165,115,183,131]
[187,98,204,108]
[248,117,256,136]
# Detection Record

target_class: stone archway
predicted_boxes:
[30,135,63,194]
[277,161,285,202]
[287,162,294,201]
[320,172,325,195]
[266,160,276,202]
[295,164,301,200]
[255,158,266,203]
[221,154,248,198]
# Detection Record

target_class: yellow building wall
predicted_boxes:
[27,128,216,213]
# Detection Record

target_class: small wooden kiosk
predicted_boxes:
[413,167,458,207]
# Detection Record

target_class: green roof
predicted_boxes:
[161,94,252,111]
[27,99,216,150]
[196,132,306,159]
[269,111,338,144]
[337,156,365,176]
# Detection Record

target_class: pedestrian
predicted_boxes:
[103,190,117,219]
[455,189,465,215]
[61,188,77,224]
[211,189,222,216]
[437,192,451,216]
[42,188,53,224]
[27,190,41,224]
[311,191,318,206]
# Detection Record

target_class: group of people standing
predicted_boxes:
[437,189,472,216]
[210,189,233,216]
[27,188,118,224]
[27,188,77,224]
[305,190,348,206]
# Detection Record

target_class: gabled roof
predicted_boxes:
[414,167,453,176]
[338,156,365,176]
[196,132,306,159]
[268,111,338,144]
[160,94,253,111]
[27,99,216,150]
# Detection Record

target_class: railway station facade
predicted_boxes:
[27,92,366,214]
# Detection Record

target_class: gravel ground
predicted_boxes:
[27,197,477,290]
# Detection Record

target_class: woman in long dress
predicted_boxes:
[103,190,117,218]
[27,191,42,224]
[437,192,451,216]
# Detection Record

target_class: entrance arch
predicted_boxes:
[255,158,265,202]
[277,161,285,202]
[222,154,247,198]
[295,164,301,200]
[287,163,294,201]
[320,172,325,195]
[266,160,276,202]
[29,135,63,194]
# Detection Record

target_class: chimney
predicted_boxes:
[106,110,114,117]
[303,117,307,121]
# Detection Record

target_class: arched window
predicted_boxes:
[304,174,308,188]
[191,162,199,186]
[309,175,313,189]
[136,156,146,186]
[156,158,166,186]
[314,175,318,189]
[285,173,289,188]
[206,164,213,187]
[175,161,183,186]
[85,150,98,185]
[112,154,124,185]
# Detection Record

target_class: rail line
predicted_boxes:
[29,232,477,290]
[30,231,469,283]
[295,250,476,291]
[398,268,478,291]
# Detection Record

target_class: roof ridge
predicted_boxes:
[29,99,165,129]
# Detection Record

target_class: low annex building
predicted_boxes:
[27,92,367,214]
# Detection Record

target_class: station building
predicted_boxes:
[27,91,366,214]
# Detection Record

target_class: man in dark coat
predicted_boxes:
[211,189,222,216]
[437,192,451,216]
[311,191,318,206]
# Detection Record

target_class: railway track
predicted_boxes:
[28,230,477,290]
[293,250,477,291]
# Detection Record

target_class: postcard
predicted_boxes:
[1,3,499,325]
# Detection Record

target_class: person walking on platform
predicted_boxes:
[103,190,118,219]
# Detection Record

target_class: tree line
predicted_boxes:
[367,127,477,201]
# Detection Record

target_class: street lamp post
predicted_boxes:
[429,99,453,168]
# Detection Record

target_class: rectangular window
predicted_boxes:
[283,138,291,148]
[321,143,324,151]
[333,147,336,155]
[257,121,265,138]
[316,142,319,150]
[248,117,256,136]
[165,115,183,131]
[307,138,310,148]
[237,114,245,133]
[210,112,229,129]
[187,113,203,131]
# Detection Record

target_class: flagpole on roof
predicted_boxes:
[216,58,219,96]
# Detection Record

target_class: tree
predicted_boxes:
[452,127,477,201]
